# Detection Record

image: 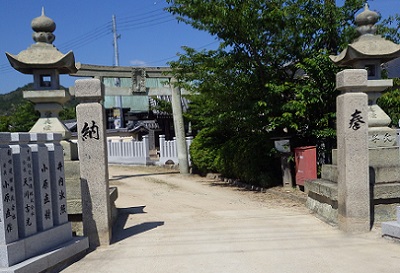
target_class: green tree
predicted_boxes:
[150,96,173,114]
[377,79,400,127]
[0,116,11,132]
[59,89,78,121]
[8,101,39,132]
[166,0,371,186]
[59,106,76,121]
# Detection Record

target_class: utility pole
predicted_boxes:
[112,14,124,128]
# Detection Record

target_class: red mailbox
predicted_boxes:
[294,146,317,186]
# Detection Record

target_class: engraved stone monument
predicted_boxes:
[0,133,88,272]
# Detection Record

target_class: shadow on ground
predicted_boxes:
[110,172,179,181]
[111,206,164,244]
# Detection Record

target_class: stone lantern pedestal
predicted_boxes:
[23,89,72,139]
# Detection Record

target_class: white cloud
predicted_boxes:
[130,59,147,66]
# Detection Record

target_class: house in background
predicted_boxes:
[386,57,400,79]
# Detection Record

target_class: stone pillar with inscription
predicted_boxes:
[75,79,111,248]
[45,133,69,226]
[0,134,20,251]
[336,70,370,232]
[10,133,38,238]
[28,133,53,231]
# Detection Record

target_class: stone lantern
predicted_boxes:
[330,4,400,143]
[6,8,77,138]
[304,4,400,232]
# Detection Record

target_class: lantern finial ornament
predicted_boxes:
[355,3,379,36]
[31,7,56,44]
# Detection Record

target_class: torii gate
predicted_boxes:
[70,63,190,174]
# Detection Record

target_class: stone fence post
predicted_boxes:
[336,69,370,232]
[75,79,111,249]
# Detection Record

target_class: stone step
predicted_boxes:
[304,179,337,200]
[332,146,400,167]
[382,206,400,239]
[321,164,400,184]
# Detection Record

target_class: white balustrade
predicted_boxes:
[107,136,150,165]
[106,135,192,166]
[159,135,192,165]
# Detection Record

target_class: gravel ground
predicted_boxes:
[60,165,400,273]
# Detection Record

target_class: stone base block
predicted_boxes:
[304,179,337,200]
[68,187,119,237]
[368,127,398,148]
[0,223,73,267]
[29,117,71,139]
[68,215,83,237]
[24,223,73,260]
[320,163,400,184]
[305,179,400,226]
[332,146,400,167]
[65,161,81,214]
[0,236,88,273]
[305,179,338,225]
[371,165,400,184]
[306,197,338,225]
[320,165,338,183]
[374,183,400,199]
[61,141,78,161]
[382,222,400,239]
[374,203,400,223]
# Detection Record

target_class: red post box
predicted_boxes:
[294,146,317,186]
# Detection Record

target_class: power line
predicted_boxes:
[0,7,173,69]
[58,11,173,51]
[58,23,112,52]
[146,40,220,65]
[118,9,166,25]
[119,17,175,32]
[0,6,217,74]
[57,21,111,49]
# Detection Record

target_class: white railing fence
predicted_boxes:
[159,135,193,165]
[107,135,150,165]
[106,135,193,166]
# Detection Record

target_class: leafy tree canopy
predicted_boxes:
[8,101,39,132]
[165,0,398,185]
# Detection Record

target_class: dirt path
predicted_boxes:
[61,165,400,273]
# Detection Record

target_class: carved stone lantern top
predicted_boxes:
[330,4,400,71]
[5,8,77,75]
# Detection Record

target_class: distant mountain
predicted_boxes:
[0,83,73,116]
[0,83,33,116]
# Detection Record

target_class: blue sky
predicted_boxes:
[0,0,218,93]
[0,0,398,94]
